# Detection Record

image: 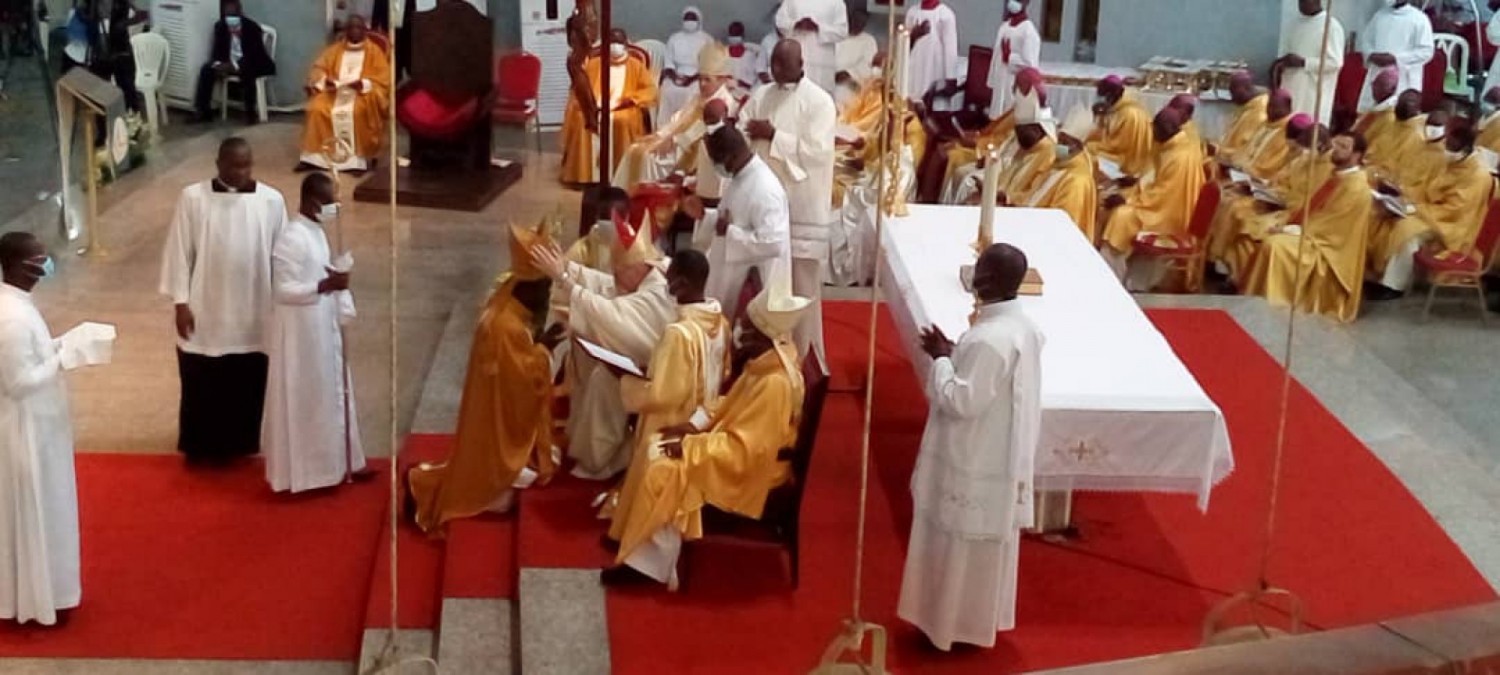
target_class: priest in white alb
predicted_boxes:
[684,126,793,322]
[899,243,1044,651]
[262,173,368,493]
[776,0,848,92]
[986,0,1041,119]
[1277,0,1344,125]
[740,39,837,363]
[0,232,81,626]
[1356,0,1434,113]
[532,220,676,480]
[159,138,285,466]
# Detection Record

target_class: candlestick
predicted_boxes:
[976,147,1001,252]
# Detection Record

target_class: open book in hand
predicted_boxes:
[575,336,645,378]
[58,321,117,370]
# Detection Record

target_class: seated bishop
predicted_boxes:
[613,43,740,200]
[299,16,391,172]
[601,277,809,590]
[560,29,659,185]
[536,217,676,480]
[407,222,563,535]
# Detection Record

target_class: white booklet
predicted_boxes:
[575,336,644,378]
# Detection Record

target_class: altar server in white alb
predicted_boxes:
[657,6,714,127]
[740,40,836,363]
[1356,0,1433,112]
[0,232,81,626]
[986,0,1040,118]
[1277,0,1344,125]
[263,173,369,493]
[775,0,848,92]
[684,125,792,321]
[160,137,285,466]
[900,243,1044,651]
[904,0,960,102]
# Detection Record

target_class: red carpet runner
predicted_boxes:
[597,305,1497,674]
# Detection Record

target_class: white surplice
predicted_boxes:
[158,180,287,356]
[776,0,848,92]
[904,4,960,102]
[697,155,793,319]
[0,283,79,626]
[658,25,714,126]
[738,77,836,358]
[1356,4,1434,112]
[985,17,1041,118]
[1280,11,1345,125]
[262,216,363,493]
[562,265,677,479]
[836,32,879,82]
[899,300,1044,651]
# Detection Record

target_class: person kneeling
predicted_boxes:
[601,278,809,590]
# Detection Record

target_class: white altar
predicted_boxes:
[879,205,1235,509]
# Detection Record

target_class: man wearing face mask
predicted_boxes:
[1356,0,1434,114]
[985,0,1040,119]
[1367,119,1492,301]
[530,213,676,481]
[262,173,368,494]
[683,126,792,323]
[659,7,714,127]
[775,0,848,92]
[160,137,286,467]
[613,44,739,199]
[739,40,836,364]
[0,232,82,626]
[1022,106,1098,242]
[726,22,762,91]
[192,0,276,124]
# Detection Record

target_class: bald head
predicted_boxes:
[974,243,1028,303]
[771,39,803,86]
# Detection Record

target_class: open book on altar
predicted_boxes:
[575,336,645,378]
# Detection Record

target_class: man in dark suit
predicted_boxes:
[192,0,276,124]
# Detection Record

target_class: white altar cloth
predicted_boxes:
[879,205,1234,508]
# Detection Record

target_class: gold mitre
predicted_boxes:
[508,218,554,281]
[747,262,812,341]
[698,41,731,78]
[612,219,663,266]
[1060,105,1095,142]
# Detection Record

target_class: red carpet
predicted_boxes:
[581,304,1497,674]
[0,455,390,660]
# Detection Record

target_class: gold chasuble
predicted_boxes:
[1103,132,1204,252]
[1089,95,1155,176]
[408,226,556,535]
[1025,149,1099,242]
[301,39,392,164]
[1218,93,1269,158]
[560,52,658,185]
[608,304,732,541]
[1371,153,1494,276]
[1244,168,1372,322]
[612,343,804,565]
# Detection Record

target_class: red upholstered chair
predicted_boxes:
[1131,182,1222,293]
[1415,197,1500,322]
[492,51,544,155]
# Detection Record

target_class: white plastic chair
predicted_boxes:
[634,38,667,81]
[130,32,171,136]
[1433,33,1471,99]
[216,24,278,122]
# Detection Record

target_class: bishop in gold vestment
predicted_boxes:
[602,282,809,589]
[1243,132,1372,323]
[560,31,659,185]
[408,223,560,535]
[299,17,391,172]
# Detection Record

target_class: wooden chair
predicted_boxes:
[691,351,831,589]
[1416,197,1500,323]
[1131,181,1222,293]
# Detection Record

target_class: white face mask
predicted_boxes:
[610,42,626,59]
[727,35,742,45]
[682,19,700,33]
[1425,125,1445,141]
[1007,0,1024,14]
[318,202,340,221]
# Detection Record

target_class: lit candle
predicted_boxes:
[977,148,1001,249]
